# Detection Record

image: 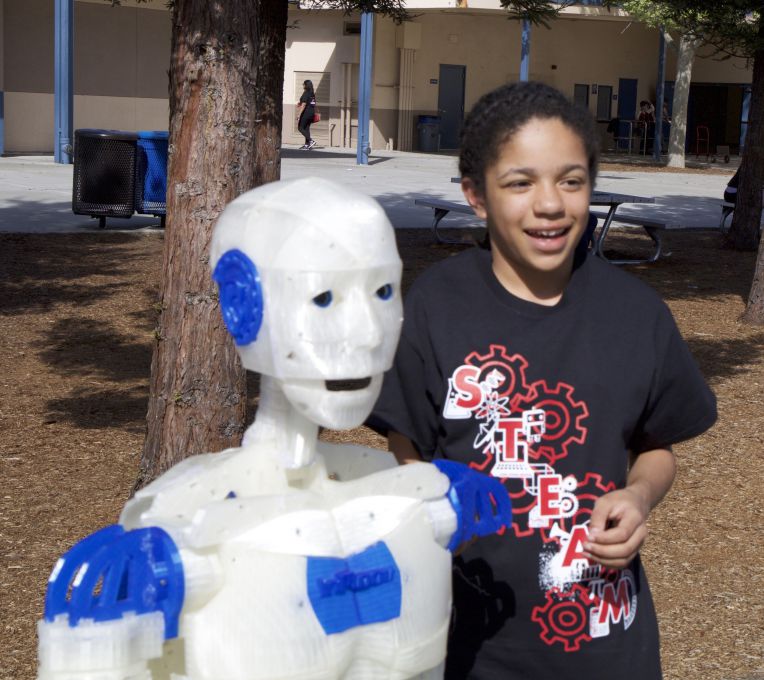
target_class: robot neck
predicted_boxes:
[241,375,318,469]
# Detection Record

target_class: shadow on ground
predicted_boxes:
[280,148,391,165]
[0,233,161,315]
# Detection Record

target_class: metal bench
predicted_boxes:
[588,210,675,265]
[414,197,477,244]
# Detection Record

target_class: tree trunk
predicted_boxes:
[135,0,288,489]
[729,22,764,257]
[745,239,764,324]
[666,34,699,169]
[740,28,764,323]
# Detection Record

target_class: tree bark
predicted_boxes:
[740,27,764,322]
[728,21,764,256]
[135,0,288,488]
[666,34,699,169]
[744,239,764,324]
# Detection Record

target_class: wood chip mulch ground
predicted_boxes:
[1,224,763,680]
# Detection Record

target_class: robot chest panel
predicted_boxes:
[182,518,452,680]
[206,494,425,556]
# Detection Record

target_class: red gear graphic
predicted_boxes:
[532,585,597,652]
[540,472,617,545]
[465,344,532,403]
[514,380,588,465]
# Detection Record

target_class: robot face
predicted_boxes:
[271,260,402,429]
[211,177,403,430]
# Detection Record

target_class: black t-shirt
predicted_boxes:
[299,90,316,117]
[370,248,716,680]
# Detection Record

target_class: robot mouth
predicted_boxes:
[325,377,372,392]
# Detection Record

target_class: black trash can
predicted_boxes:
[135,130,169,222]
[72,129,138,228]
[417,115,440,153]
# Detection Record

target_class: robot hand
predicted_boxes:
[37,525,184,680]
[433,460,513,552]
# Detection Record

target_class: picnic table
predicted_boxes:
[417,185,667,265]
[589,190,660,265]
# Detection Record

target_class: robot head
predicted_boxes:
[210,177,403,430]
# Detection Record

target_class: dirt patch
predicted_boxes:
[600,160,736,175]
[1,228,762,679]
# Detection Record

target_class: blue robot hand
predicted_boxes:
[44,524,184,639]
[433,460,513,553]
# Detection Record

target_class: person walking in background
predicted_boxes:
[296,79,317,150]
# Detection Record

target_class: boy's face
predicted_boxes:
[462,117,591,302]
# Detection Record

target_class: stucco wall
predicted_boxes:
[3,0,169,153]
[668,43,751,85]
[284,10,364,147]
[349,11,664,151]
[2,2,754,155]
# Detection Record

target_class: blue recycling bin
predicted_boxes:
[135,131,169,219]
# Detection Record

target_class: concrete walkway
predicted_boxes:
[0,146,734,234]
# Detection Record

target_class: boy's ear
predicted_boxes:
[461,178,487,220]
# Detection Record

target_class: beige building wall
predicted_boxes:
[533,19,660,114]
[3,0,169,153]
[668,43,751,85]
[313,10,663,152]
[284,10,363,147]
[1,2,753,155]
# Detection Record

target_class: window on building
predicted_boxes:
[343,21,362,35]
[596,85,613,121]
[295,72,330,136]
[573,84,589,109]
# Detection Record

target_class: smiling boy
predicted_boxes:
[370,82,716,679]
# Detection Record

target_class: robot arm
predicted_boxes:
[37,525,184,680]
[432,460,513,552]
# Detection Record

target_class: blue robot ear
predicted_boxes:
[212,249,264,345]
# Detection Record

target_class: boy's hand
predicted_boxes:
[582,448,676,569]
[583,486,650,569]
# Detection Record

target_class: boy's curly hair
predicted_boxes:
[459,81,599,193]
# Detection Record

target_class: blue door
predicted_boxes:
[438,65,466,150]
[617,78,638,121]
[615,78,638,150]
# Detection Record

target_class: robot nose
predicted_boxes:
[351,292,383,349]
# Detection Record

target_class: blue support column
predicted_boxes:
[740,86,751,151]
[54,0,74,164]
[356,12,374,166]
[653,27,666,161]
[0,92,4,157]
[520,19,531,82]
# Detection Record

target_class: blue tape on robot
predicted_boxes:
[307,541,402,635]
[213,249,264,346]
[44,524,185,639]
[434,459,513,552]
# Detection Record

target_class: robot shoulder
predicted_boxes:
[43,524,184,638]
[120,448,241,528]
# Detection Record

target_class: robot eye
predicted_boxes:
[312,290,333,308]
[376,283,394,300]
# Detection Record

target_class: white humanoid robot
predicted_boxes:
[37,178,512,680]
